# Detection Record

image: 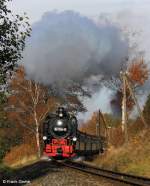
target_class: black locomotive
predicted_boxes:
[43,107,105,159]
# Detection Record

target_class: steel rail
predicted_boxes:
[61,161,150,186]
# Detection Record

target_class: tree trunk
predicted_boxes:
[34,110,41,159]
[35,125,41,159]
[121,73,128,143]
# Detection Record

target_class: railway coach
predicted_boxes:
[42,107,105,160]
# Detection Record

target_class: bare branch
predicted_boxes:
[17,118,35,134]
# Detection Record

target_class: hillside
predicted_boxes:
[94,129,150,177]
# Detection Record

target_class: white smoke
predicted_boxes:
[78,86,113,120]
[22,11,128,85]
[22,9,150,120]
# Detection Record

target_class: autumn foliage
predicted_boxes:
[126,58,149,110]
[4,66,88,161]
[81,112,124,146]
[111,58,149,113]
[7,66,59,158]
[80,112,108,137]
[128,58,149,85]
[80,112,98,135]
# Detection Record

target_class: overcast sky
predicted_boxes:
[11,0,150,23]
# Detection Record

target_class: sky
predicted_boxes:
[11,0,150,62]
[11,0,150,23]
[11,0,150,120]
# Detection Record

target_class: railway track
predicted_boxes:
[61,161,150,186]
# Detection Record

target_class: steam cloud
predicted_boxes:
[22,11,128,85]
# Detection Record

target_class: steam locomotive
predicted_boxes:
[43,107,105,160]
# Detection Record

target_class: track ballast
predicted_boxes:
[61,161,150,186]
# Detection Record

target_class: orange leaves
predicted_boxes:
[125,58,149,111]
[8,96,18,105]
[80,112,97,135]
[7,66,59,144]
[35,97,58,121]
[67,96,80,105]
[128,58,149,85]
[5,66,61,159]
[111,58,149,113]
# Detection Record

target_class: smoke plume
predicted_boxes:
[22,11,128,85]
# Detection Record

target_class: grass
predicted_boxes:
[94,129,150,177]
[3,143,39,168]
[8,155,39,168]
[0,155,39,181]
[123,160,150,176]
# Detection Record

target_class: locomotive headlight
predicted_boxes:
[43,136,47,140]
[59,113,63,117]
[57,120,63,126]
[72,137,77,142]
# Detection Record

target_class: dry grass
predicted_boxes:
[94,129,150,177]
[3,143,38,168]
